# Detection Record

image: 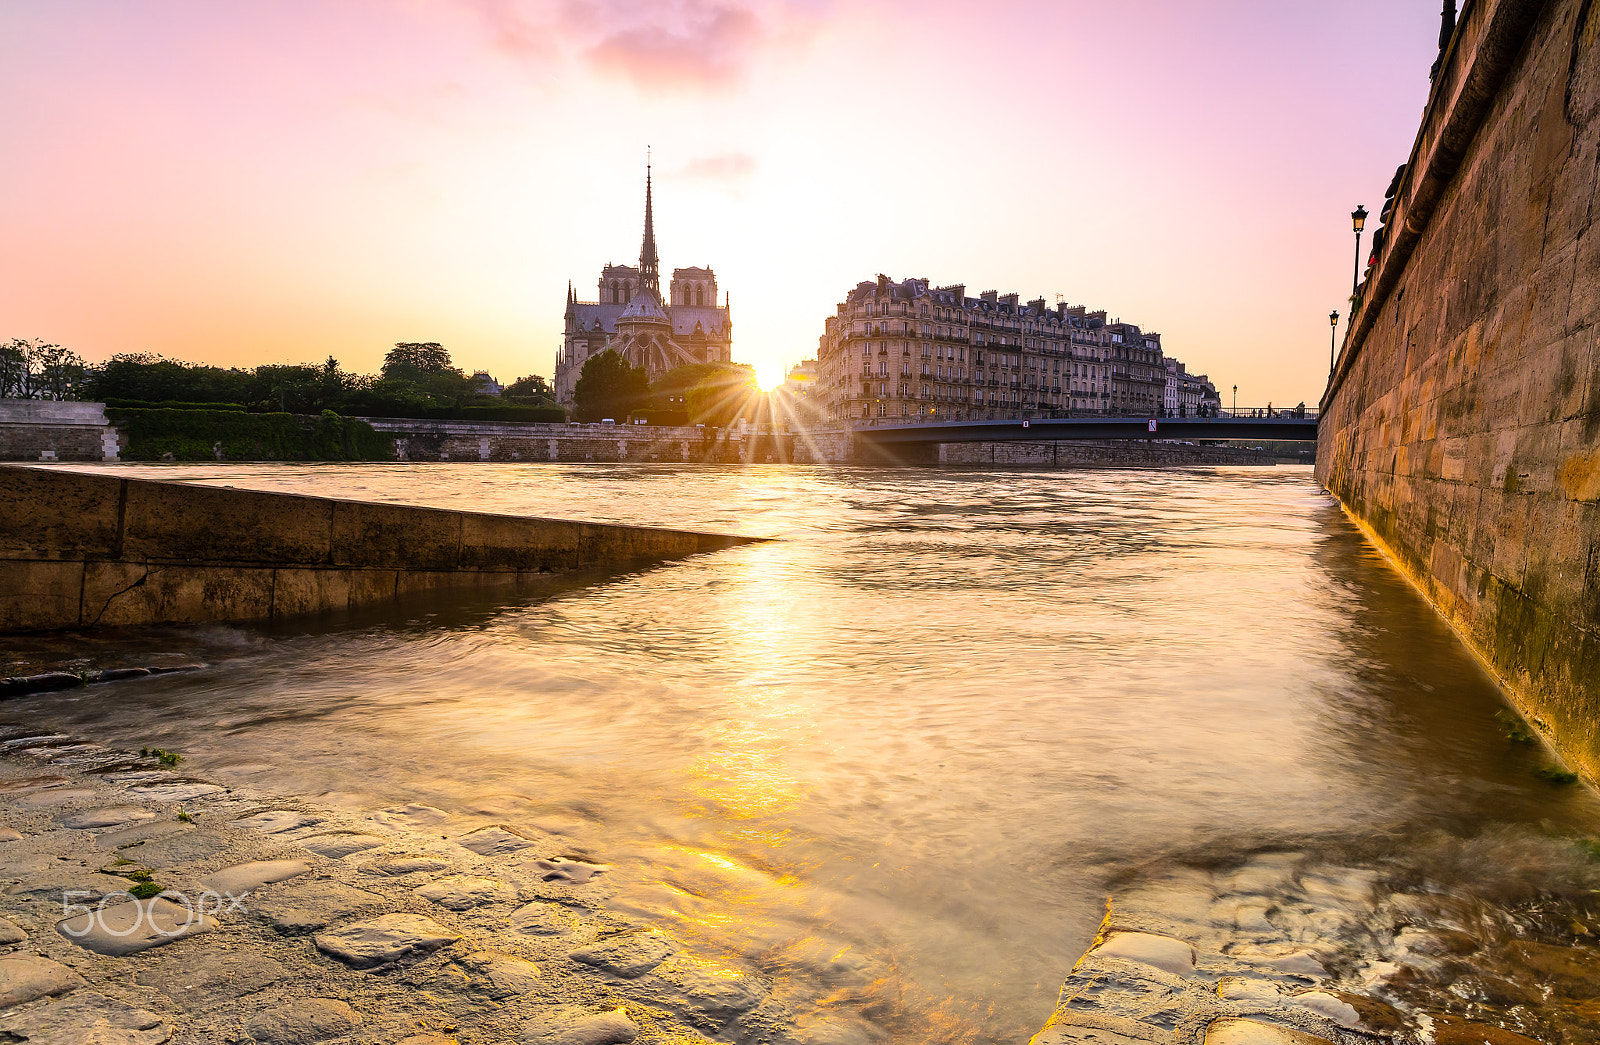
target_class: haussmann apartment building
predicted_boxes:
[814,274,1176,423]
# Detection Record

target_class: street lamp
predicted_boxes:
[1329,310,1340,374]
[1350,205,1369,299]
[1232,384,1238,416]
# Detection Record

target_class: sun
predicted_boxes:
[753,361,786,391]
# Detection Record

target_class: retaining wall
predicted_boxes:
[362,418,801,464]
[937,440,1279,467]
[0,400,118,462]
[1317,0,1600,778]
[0,466,758,633]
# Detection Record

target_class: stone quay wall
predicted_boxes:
[1317,0,1600,778]
[936,440,1278,468]
[361,418,799,465]
[0,400,118,462]
[0,466,757,633]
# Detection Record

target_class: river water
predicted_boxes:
[7,463,1600,1043]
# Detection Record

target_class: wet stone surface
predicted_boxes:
[0,727,820,1045]
[4,721,1596,1045]
[1029,847,1600,1045]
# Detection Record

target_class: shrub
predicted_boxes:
[107,408,392,461]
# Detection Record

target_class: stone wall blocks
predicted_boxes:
[1531,239,1581,341]
[0,560,84,631]
[1490,493,1535,589]
[329,501,461,571]
[121,480,335,565]
[270,568,355,619]
[1,468,756,632]
[394,569,522,596]
[459,514,585,571]
[1570,219,1600,335]
[0,425,112,462]
[1553,432,1600,500]
[0,467,121,559]
[1523,498,1599,618]
[81,561,275,628]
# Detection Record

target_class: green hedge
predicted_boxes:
[104,399,249,411]
[107,409,392,462]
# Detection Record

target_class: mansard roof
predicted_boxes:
[842,273,1123,329]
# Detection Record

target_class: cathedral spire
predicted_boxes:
[639,150,660,296]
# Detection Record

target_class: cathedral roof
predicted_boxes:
[618,289,670,326]
[670,305,729,337]
[569,302,625,329]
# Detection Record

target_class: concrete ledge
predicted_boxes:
[0,465,760,633]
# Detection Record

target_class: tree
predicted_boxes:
[89,353,254,405]
[0,341,26,399]
[503,374,555,403]
[2,339,88,400]
[678,362,757,427]
[573,350,649,422]
[381,342,457,383]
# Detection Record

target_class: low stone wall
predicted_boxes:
[360,418,800,464]
[937,440,1278,467]
[0,400,117,462]
[0,466,758,633]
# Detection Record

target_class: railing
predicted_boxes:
[841,407,1323,429]
[1220,406,1320,419]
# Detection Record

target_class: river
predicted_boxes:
[6,462,1599,1043]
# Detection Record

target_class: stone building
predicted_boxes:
[553,168,733,404]
[1163,359,1219,416]
[813,274,1170,423]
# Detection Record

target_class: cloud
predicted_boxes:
[676,152,757,184]
[583,4,764,90]
[453,0,822,93]
[461,0,560,60]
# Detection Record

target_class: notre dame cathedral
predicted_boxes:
[553,165,733,404]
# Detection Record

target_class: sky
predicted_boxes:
[1,1,1443,402]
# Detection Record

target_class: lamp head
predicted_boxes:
[1352,205,1368,232]
[1330,310,1340,326]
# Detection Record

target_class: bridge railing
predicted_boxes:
[1221,406,1319,420]
[840,407,1319,428]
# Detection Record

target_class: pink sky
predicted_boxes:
[2,1,1441,401]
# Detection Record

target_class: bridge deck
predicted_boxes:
[854,417,1319,444]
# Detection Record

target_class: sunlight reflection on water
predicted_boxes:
[12,462,1600,1043]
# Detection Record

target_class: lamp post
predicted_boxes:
[1350,205,1369,299]
[1232,384,1238,416]
[1329,310,1340,375]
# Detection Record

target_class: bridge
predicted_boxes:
[853,415,1319,446]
